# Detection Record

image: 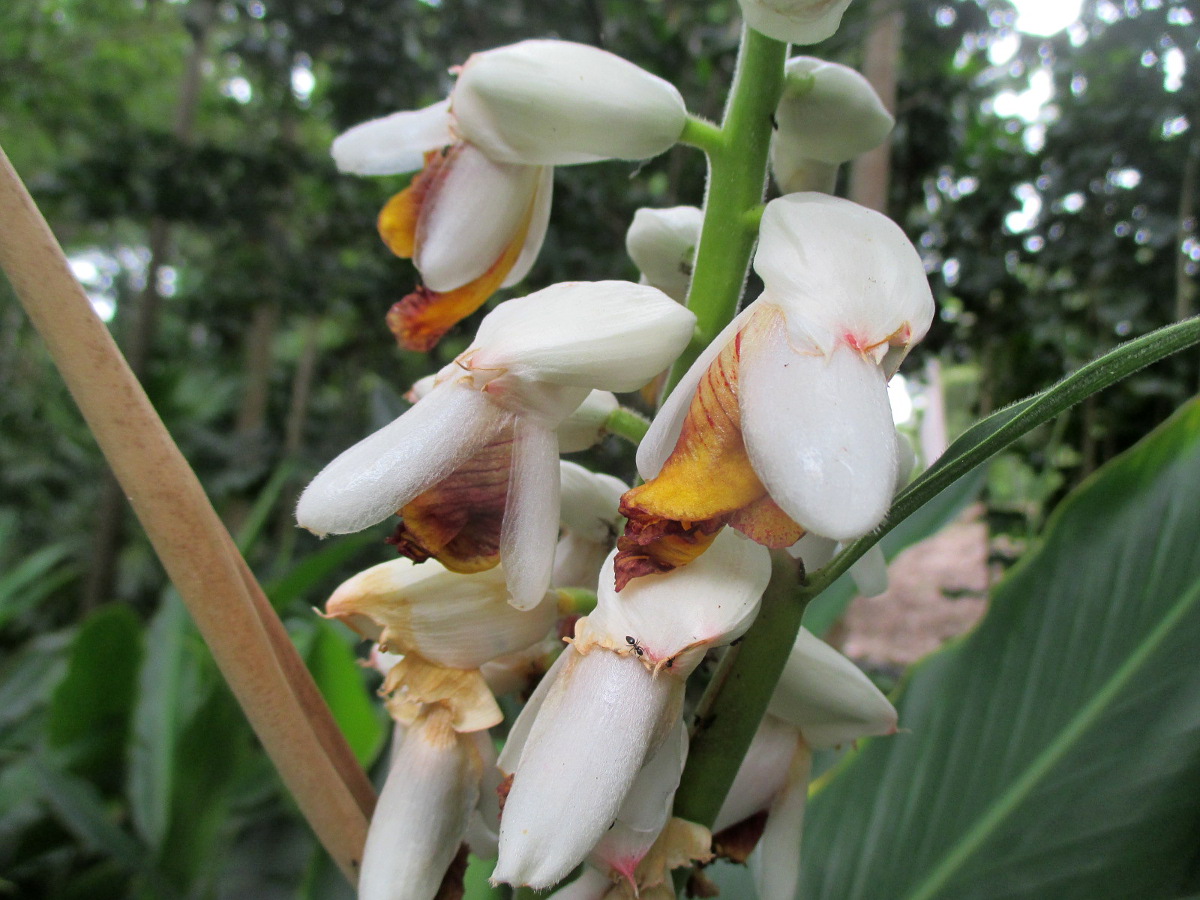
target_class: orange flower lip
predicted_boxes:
[615,307,803,589]
[380,146,550,352]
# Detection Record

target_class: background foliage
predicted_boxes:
[1,0,1198,896]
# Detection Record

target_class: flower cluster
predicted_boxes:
[301,6,935,896]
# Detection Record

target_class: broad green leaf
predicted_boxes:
[802,465,986,637]
[304,618,386,768]
[47,604,143,791]
[265,531,379,612]
[802,398,1200,900]
[158,686,247,892]
[126,594,200,851]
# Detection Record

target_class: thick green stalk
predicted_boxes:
[674,553,808,828]
[663,27,788,397]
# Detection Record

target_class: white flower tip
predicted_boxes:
[774,57,894,166]
[770,629,897,749]
[737,0,854,44]
[452,40,687,166]
[330,101,453,176]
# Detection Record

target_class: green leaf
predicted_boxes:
[0,542,78,629]
[802,398,1200,899]
[0,631,71,736]
[126,594,200,851]
[265,531,379,612]
[29,757,145,870]
[47,605,143,792]
[234,460,298,555]
[157,686,247,892]
[304,618,385,768]
[802,465,986,637]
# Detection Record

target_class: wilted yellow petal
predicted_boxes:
[382,655,502,733]
[634,817,713,892]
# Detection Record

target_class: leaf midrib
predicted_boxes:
[903,572,1200,900]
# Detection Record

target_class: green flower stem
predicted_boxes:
[556,587,598,616]
[604,405,652,446]
[806,315,1200,598]
[673,552,810,828]
[679,115,724,155]
[663,27,788,397]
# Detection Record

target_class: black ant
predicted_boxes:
[624,635,644,657]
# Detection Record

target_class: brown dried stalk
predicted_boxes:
[0,145,374,882]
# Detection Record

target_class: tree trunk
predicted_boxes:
[848,0,904,214]
[83,1,214,611]
[224,303,282,537]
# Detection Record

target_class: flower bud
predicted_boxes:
[770,57,893,194]
[767,628,897,748]
[493,646,685,889]
[358,707,481,900]
[737,0,854,45]
[556,390,619,453]
[625,206,703,303]
[326,558,556,670]
[452,40,688,166]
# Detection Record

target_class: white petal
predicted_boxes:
[501,420,561,611]
[552,533,612,591]
[635,303,758,479]
[774,58,894,165]
[767,628,897,749]
[416,143,543,292]
[740,326,899,540]
[559,461,626,541]
[480,636,560,698]
[613,716,687,833]
[296,381,509,536]
[748,742,812,900]
[556,390,619,453]
[330,100,453,175]
[786,532,839,570]
[496,644,574,776]
[712,715,800,832]
[768,151,839,195]
[328,558,556,669]
[546,867,614,900]
[502,165,554,287]
[737,0,853,44]
[359,709,481,900]
[493,649,683,889]
[452,40,687,166]
[754,194,934,357]
[625,206,703,303]
[465,730,502,859]
[848,544,889,597]
[588,717,687,887]
[585,529,771,674]
[468,281,696,392]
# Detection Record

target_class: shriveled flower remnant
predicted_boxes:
[299,5,937,898]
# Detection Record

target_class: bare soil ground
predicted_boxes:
[838,506,991,666]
